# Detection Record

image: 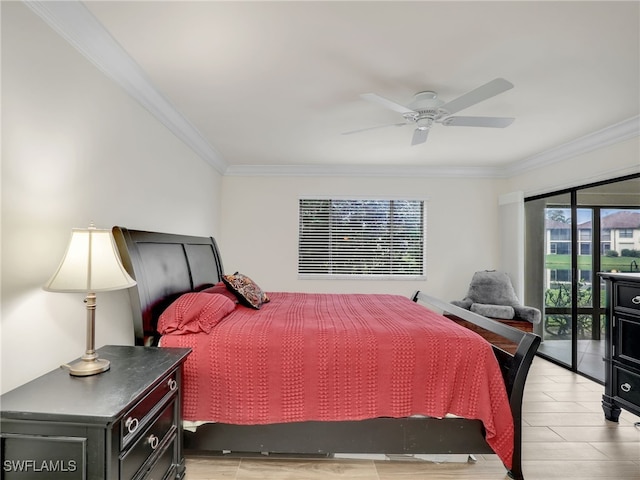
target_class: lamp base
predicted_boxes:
[62,356,110,377]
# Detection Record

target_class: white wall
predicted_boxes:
[498,191,525,299]
[220,175,503,302]
[1,3,222,393]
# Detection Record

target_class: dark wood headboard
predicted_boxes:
[113,227,225,345]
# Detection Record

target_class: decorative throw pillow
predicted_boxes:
[222,272,269,309]
[466,270,520,306]
[513,305,542,324]
[157,292,236,335]
[470,302,515,320]
[201,282,239,303]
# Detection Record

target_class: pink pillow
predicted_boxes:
[200,282,239,303]
[158,292,236,335]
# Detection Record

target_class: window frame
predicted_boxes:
[297,195,427,280]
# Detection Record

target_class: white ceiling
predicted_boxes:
[30,1,640,176]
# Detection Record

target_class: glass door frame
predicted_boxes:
[525,173,639,382]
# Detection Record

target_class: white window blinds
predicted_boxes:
[298,198,425,277]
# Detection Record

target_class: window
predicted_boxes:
[550,228,571,241]
[298,198,425,278]
[579,229,591,241]
[619,229,633,238]
[550,242,570,255]
[550,269,571,283]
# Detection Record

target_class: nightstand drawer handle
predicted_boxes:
[125,417,139,434]
[632,296,640,305]
[148,434,159,450]
[168,378,177,391]
[621,383,632,393]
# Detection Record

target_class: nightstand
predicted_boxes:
[1,345,191,480]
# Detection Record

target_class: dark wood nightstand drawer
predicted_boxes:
[142,436,177,480]
[615,284,640,314]
[613,366,640,409]
[122,370,178,448]
[121,399,177,480]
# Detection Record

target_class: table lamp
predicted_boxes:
[44,223,136,376]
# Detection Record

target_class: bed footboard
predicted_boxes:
[412,291,541,480]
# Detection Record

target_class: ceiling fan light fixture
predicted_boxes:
[416,117,433,129]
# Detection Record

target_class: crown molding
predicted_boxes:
[223,164,505,178]
[24,0,227,175]
[505,115,640,177]
[226,116,639,177]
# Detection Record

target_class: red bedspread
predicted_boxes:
[160,292,514,467]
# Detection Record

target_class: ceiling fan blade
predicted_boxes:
[342,122,407,135]
[360,93,416,115]
[440,78,514,115]
[411,128,429,146]
[441,116,515,128]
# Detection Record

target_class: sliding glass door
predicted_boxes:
[525,175,640,383]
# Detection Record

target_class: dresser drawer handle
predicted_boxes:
[168,378,177,391]
[148,434,159,450]
[621,383,632,393]
[632,296,640,305]
[125,417,139,434]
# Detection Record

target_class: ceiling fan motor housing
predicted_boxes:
[405,91,448,127]
[408,91,444,110]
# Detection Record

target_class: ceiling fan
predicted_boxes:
[343,78,515,146]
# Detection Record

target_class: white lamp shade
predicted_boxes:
[44,226,136,292]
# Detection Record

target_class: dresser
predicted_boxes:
[600,272,640,422]
[1,345,191,480]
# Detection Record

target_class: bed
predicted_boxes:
[113,226,540,480]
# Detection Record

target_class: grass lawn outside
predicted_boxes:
[545,254,640,273]
[543,254,639,339]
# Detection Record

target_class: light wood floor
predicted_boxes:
[184,357,640,480]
